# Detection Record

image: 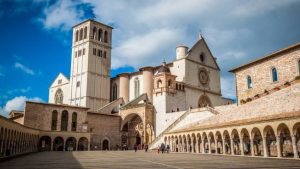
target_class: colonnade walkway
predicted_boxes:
[1,151,300,169]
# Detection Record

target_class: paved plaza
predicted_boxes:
[1,151,300,169]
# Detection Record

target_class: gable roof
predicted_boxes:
[229,42,300,73]
[49,73,69,88]
[188,37,220,70]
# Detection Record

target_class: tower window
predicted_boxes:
[104,31,108,43]
[112,83,118,101]
[84,27,87,39]
[78,50,82,56]
[75,51,77,58]
[79,28,83,40]
[76,81,80,87]
[58,79,62,84]
[272,67,278,82]
[83,48,85,55]
[93,48,96,55]
[75,30,79,42]
[104,51,107,58]
[247,75,252,89]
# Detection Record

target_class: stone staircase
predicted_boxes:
[149,109,191,149]
[149,106,219,149]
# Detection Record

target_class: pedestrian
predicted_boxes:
[157,145,160,154]
[134,144,137,152]
[144,144,148,152]
[166,145,170,153]
[161,143,165,154]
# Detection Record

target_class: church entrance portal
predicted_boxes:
[121,114,144,150]
[102,139,109,150]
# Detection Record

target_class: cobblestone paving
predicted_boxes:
[1,151,300,169]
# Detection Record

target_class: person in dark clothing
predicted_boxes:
[144,144,148,152]
[134,144,138,152]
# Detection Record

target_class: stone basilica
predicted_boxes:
[1,19,300,159]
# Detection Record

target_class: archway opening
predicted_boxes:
[102,139,109,150]
[241,128,251,155]
[231,129,241,155]
[264,126,277,157]
[65,137,76,151]
[39,136,51,151]
[78,137,88,151]
[223,130,231,154]
[53,137,64,151]
[278,123,293,157]
[252,127,263,156]
[121,114,143,150]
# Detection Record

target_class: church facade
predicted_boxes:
[1,19,300,159]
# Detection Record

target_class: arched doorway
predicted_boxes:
[102,139,109,150]
[53,137,64,151]
[121,114,143,150]
[39,136,51,151]
[65,137,76,151]
[78,137,88,151]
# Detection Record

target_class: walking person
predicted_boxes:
[134,144,137,152]
[144,144,148,152]
[161,143,165,154]
[157,145,160,154]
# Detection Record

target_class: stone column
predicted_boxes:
[250,138,255,156]
[208,139,211,154]
[215,139,218,154]
[222,138,226,154]
[201,139,205,154]
[195,139,199,153]
[276,136,282,158]
[51,141,54,151]
[263,136,268,157]
[292,135,299,158]
[88,141,91,151]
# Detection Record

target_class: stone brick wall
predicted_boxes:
[234,47,300,103]
[86,112,121,150]
[24,101,88,132]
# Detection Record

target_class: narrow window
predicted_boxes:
[84,27,87,39]
[168,80,172,87]
[72,112,77,131]
[93,48,96,55]
[97,49,101,57]
[103,51,107,58]
[76,81,80,87]
[176,83,178,90]
[79,28,83,40]
[83,48,85,55]
[78,50,81,56]
[247,75,252,89]
[75,30,79,42]
[157,79,162,88]
[98,29,102,41]
[61,111,68,131]
[58,79,62,84]
[272,67,278,82]
[51,110,58,130]
[112,83,117,101]
[100,50,102,57]
[104,31,108,43]
[75,51,77,58]
[134,78,140,98]
[200,53,205,62]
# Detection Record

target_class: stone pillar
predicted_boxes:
[276,136,282,158]
[263,136,269,157]
[215,139,218,154]
[63,140,66,151]
[208,139,211,154]
[88,141,91,151]
[195,139,199,153]
[222,138,226,154]
[201,139,205,154]
[292,135,299,158]
[230,139,234,155]
[250,138,255,156]
[51,141,54,151]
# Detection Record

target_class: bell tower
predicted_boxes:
[69,19,113,111]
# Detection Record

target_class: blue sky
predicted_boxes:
[0,0,300,116]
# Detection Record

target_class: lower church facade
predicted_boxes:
[1,19,300,159]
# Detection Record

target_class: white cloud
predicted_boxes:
[38,0,85,31]
[0,96,43,117]
[113,28,183,68]
[14,62,35,75]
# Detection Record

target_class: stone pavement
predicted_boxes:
[1,151,300,169]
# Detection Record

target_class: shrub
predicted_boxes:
[295,75,300,80]
[246,98,252,102]
[264,89,269,94]
[240,99,246,104]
